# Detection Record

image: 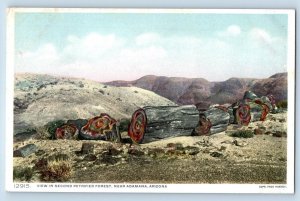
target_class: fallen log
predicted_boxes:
[128,105,199,143]
[193,106,230,136]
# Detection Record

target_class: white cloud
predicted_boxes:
[17,43,60,74]
[218,25,241,37]
[249,28,273,44]
[135,32,161,46]
[227,25,241,36]
[15,30,286,82]
[63,33,124,62]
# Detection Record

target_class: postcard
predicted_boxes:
[6,8,295,193]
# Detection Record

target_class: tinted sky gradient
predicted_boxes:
[15,12,289,81]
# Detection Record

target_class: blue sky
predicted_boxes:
[15,12,289,81]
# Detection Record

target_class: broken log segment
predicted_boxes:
[79,113,118,141]
[193,106,230,136]
[128,105,200,144]
[235,102,251,126]
[247,101,270,122]
[55,124,79,139]
[13,144,37,157]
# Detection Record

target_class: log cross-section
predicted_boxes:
[128,105,200,143]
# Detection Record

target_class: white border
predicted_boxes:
[6,8,296,194]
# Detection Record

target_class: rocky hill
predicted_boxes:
[106,73,287,105]
[14,73,177,135]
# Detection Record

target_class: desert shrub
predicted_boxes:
[45,120,66,139]
[277,100,287,109]
[13,166,34,181]
[35,126,51,140]
[231,130,254,138]
[39,154,72,182]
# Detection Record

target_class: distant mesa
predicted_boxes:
[105,72,287,105]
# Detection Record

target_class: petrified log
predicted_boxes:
[67,119,88,130]
[235,102,251,126]
[128,105,199,144]
[13,144,37,157]
[250,99,270,121]
[193,106,230,136]
[243,91,258,101]
[55,124,79,139]
[79,113,118,141]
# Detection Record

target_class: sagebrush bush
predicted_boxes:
[38,154,72,182]
[35,126,51,140]
[231,130,254,138]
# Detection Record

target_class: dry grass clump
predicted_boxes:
[231,130,254,138]
[37,153,72,182]
[13,166,34,181]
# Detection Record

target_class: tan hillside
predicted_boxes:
[14,73,176,134]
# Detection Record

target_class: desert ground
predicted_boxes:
[13,112,287,184]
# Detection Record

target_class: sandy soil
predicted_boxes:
[13,112,287,184]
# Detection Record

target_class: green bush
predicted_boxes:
[277,100,287,109]
[231,130,254,138]
[45,120,66,139]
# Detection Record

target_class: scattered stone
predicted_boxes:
[99,89,105,95]
[109,147,122,156]
[232,140,247,147]
[166,143,184,150]
[83,154,97,162]
[210,152,223,158]
[96,153,120,165]
[128,148,144,156]
[14,129,37,142]
[184,146,200,155]
[219,146,227,151]
[279,157,286,162]
[13,144,38,157]
[272,131,287,138]
[35,149,46,156]
[80,143,94,154]
[221,140,232,145]
[265,131,272,135]
[147,148,165,157]
[278,118,286,123]
[254,128,265,135]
